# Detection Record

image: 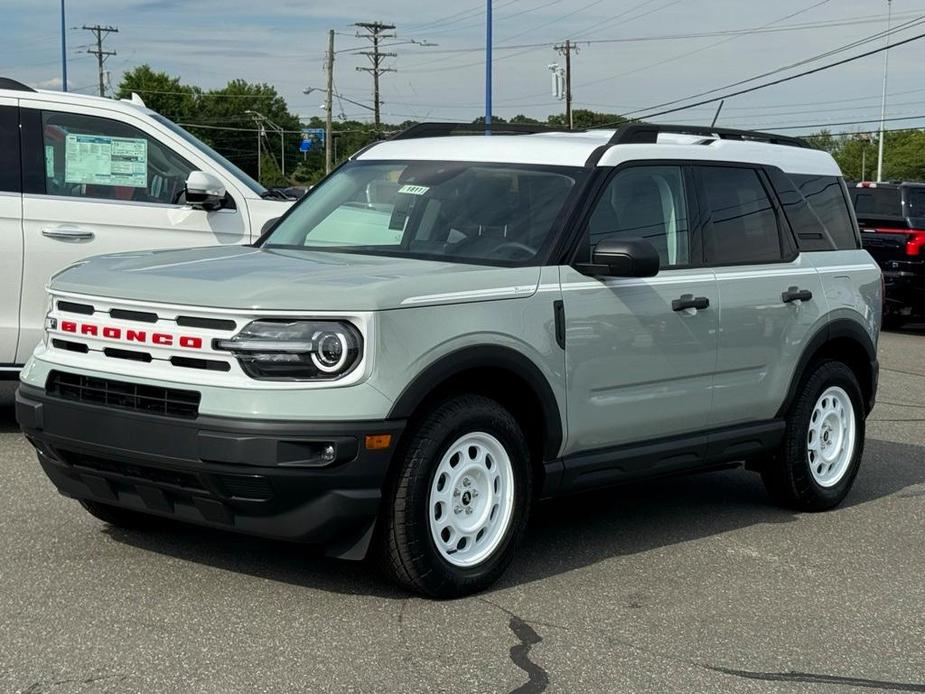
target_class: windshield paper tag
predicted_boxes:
[65,134,148,188]
[398,184,429,195]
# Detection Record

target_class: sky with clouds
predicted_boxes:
[5,0,925,134]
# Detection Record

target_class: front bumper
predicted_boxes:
[16,384,405,559]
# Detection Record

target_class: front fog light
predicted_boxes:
[215,319,363,381]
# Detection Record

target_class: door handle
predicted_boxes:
[672,294,710,312]
[42,227,95,241]
[782,286,813,304]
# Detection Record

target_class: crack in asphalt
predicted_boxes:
[476,598,552,693]
[706,666,925,692]
[507,615,549,694]
[21,673,129,692]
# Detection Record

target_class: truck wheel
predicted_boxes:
[762,361,865,511]
[79,500,161,529]
[381,395,532,598]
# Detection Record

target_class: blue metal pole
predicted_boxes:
[485,0,492,134]
[60,0,67,91]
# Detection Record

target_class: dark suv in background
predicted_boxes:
[850,182,925,327]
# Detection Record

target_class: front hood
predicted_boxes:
[49,246,542,312]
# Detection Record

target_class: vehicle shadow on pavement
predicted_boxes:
[501,437,925,589]
[96,437,924,597]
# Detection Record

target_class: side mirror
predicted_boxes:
[580,237,660,277]
[185,171,227,211]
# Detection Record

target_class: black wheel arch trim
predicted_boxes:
[387,345,563,460]
[777,318,878,417]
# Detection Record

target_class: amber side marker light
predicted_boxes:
[365,434,393,450]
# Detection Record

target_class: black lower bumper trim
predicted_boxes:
[16,384,405,555]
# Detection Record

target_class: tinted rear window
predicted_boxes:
[791,174,859,250]
[851,187,901,216]
[904,187,925,216]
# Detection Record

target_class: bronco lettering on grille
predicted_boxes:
[59,321,203,350]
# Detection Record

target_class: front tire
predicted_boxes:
[762,361,865,511]
[380,395,532,598]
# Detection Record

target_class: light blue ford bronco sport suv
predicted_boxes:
[17,123,881,597]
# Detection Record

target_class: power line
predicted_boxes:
[572,0,835,92]
[625,20,925,121]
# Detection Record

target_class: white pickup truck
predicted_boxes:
[0,77,294,376]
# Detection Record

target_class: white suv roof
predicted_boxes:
[358,124,840,177]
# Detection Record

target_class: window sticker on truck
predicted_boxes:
[64,134,148,188]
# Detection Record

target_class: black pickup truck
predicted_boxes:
[849,182,925,328]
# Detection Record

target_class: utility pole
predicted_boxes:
[83,24,118,97]
[876,0,893,183]
[354,21,396,134]
[326,29,335,175]
[554,40,578,130]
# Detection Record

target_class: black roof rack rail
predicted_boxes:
[608,122,809,149]
[0,77,36,92]
[389,121,580,140]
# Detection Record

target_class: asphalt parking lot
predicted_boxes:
[1,328,923,694]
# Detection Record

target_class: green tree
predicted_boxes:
[116,65,199,123]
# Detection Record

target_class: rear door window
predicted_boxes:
[0,105,19,193]
[697,166,783,265]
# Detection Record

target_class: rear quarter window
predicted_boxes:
[791,174,859,250]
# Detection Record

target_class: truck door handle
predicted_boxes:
[42,226,95,242]
[672,294,710,311]
[782,286,813,303]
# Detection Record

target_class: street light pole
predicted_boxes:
[485,0,492,135]
[877,0,893,183]
[60,0,67,91]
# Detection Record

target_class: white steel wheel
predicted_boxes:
[428,432,515,568]
[806,386,857,488]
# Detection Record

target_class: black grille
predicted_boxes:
[47,371,201,419]
[176,316,237,331]
[66,451,206,491]
[110,308,158,323]
[57,300,94,315]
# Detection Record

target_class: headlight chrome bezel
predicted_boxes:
[214,319,364,382]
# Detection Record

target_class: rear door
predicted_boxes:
[695,164,826,428]
[0,99,22,367]
[16,102,249,363]
[560,163,718,457]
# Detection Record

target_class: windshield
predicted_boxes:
[262,160,584,265]
[148,112,266,195]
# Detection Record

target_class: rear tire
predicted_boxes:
[380,395,532,598]
[762,361,865,511]
[79,500,162,529]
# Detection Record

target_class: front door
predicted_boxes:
[15,104,248,364]
[560,164,717,457]
[0,100,22,366]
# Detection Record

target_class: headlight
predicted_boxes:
[43,295,56,347]
[214,320,363,381]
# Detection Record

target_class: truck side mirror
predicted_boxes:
[578,237,661,277]
[185,171,227,211]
